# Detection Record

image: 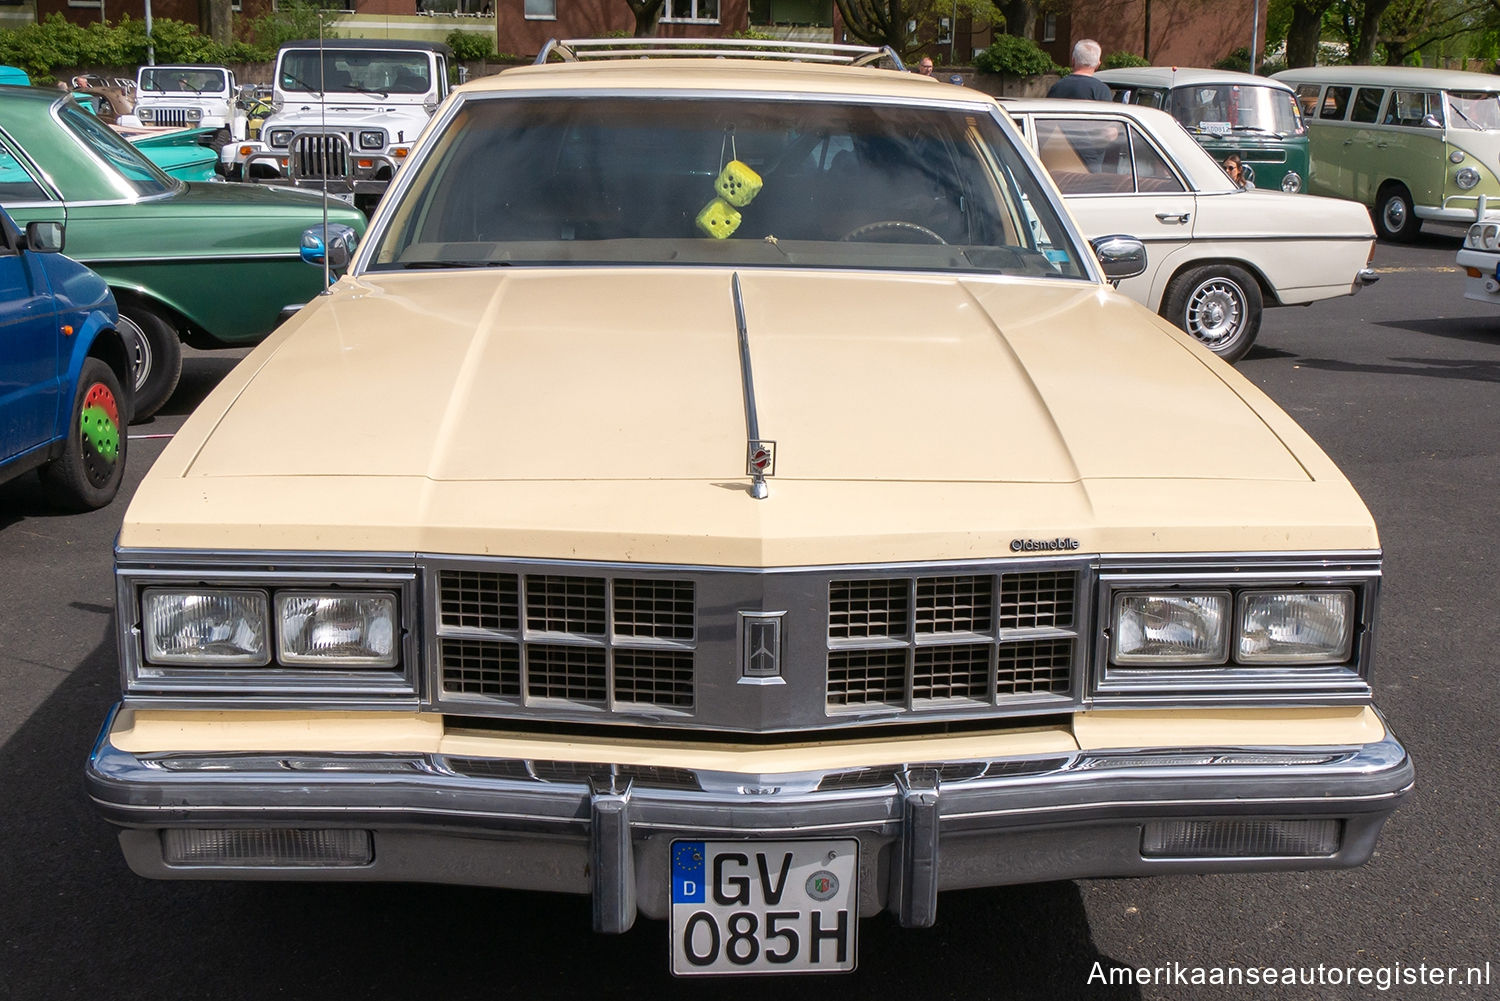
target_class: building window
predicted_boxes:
[67,0,102,7]
[663,0,718,21]
[938,16,951,44]
[524,0,555,17]
[1042,13,1057,43]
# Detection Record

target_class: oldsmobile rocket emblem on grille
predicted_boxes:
[738,611,785,681]
[746,440,777,477]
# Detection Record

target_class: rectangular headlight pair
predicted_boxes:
[142,589,398,668]
[1113,590,1354,666]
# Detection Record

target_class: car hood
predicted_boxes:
[267,105,430,132]
[125,268,1376,561]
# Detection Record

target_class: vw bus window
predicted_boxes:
[1320,87,1352,119]
[1385,90,1443,128]
[1350,88,1384,124]
[1445,91,1500,130]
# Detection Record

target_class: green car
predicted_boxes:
[1096,67,1311,194]
[0,85,366,419]
[125,127,220,183]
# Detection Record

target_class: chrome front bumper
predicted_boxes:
[86,704,1413,933]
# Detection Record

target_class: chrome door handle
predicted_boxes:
[1343,138,1354,145]
[1154,212,1190,224]
[1376,142,1389,148]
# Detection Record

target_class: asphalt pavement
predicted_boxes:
[0,225,1495,1000]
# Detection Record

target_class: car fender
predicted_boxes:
[1148,249,1279,311]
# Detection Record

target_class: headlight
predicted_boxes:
[137,107,154,121]
[1467,222,1500,250]
[1112,593,1229,665]
[1240,163,1256,187]
[358,130,384,150]
[277,592,397,666]
[1456,166,1481,190]
[186,108,202,121]
[143,588,270,666]
[1281,171,1302,193]
[268,129,293,147]
[1237,590,1354,664]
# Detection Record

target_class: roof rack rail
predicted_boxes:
[534,37,905,71]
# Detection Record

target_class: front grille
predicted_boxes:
[290,132,351,181]
[148,107,193,128]
[827,568,1081,711]
[436,569,696,712]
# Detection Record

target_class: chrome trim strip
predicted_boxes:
[731,272,770,500]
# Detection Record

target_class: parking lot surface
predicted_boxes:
[0,224,1495,999]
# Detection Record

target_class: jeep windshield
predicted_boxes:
[139,68,228,94]
[279,50,433,95]
[369,96,1088,279]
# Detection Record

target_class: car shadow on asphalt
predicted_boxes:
[0,628,1143,1001]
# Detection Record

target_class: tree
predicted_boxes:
[625,0,664,37]
[199,0,233,46]
[1285,0,1335,66]
[837,0,1002,57]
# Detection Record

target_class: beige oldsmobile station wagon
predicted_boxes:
[86,39,1414,976]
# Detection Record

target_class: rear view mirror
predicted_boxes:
[24,220,65,253]
[1089,234,1147,282]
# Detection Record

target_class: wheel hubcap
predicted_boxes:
[80,382,122,488]
[1383,197,1407,231]
[1185,279,1244,346]
[119,315,151,392]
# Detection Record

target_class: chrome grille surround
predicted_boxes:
[427,554,1091,731]
[290,132,352,182]
[146,106,193,129]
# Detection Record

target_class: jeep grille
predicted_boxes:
[290,132,352,181]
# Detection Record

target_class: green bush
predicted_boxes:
[446,30,497,62]
[0,12,282,78]
[246,0,338,54]
[1213,46,1251,72]
[974,34,1060,77]
[1102,51,1150,69]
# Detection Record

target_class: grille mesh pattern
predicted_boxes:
[1000,571,1077,629]
[829,579,909,638]
[436,570,694,711]
[829,568,1081,711]
[828,649,906,706]
[291,133,351,181]
[996,639,1073,696]
[913,644,990,700]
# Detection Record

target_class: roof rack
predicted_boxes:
[534,37,905,71]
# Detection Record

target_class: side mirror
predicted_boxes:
[1089,234,1147,282]
[24,220,65,254]
[300,223,359,273]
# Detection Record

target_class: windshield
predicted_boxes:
[1445,91,1500,130]
[279,50,433,95]
[1167,84,1304,137]
[369,96,1087,280]
[58,103,175,197]
[140,68,228,93]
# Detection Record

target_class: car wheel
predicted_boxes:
[118,302,183,422]
[1162,264,1264,363]
[38,358,128,511]
[210,127,232,152]
[1375,184,1420,242]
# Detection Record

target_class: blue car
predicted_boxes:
[1,206,131,509]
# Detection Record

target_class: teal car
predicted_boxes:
[125,127,220,182]
[0,85,366,419]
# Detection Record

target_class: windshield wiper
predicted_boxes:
[1231,125,1278,134]
[400,259,512,269]
[282,74,323,94]
[1448,101,1481,130]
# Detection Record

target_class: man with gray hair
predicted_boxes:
[1046,39,1113,100]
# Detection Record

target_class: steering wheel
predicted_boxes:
[840,220,948,245]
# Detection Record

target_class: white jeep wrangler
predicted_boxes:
[225,39,451,213]
[120,65,247,148]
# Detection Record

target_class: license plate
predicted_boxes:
[669,839,858,975]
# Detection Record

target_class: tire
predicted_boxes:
[117,302,182,422]
[1374,183,1420,242]
[1161,264,1264,363]
[38,358,128,511]
[210,127,232,152]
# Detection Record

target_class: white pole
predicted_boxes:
[145,0,154,65]
[1250,0,1260,73]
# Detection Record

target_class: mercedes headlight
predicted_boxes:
[1465,222,1500,250]
[1281,171,1302,193]
[143,589,270,666]
[1112,593,1229,665]
[358,130,384,150]
[1237,590,1354,664]
[1455,166,1481,190]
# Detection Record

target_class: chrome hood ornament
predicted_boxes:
[732,273,774,499]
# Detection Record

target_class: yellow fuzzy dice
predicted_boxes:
[714,160,763,208]
[696,197,742,239]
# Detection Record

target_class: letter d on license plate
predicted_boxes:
[670,839,858,975]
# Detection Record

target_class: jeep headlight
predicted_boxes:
[268,129,294,148]
[138,106,155,122]
[1281,171,1302,193]
[143,589,270,666]
[186,108,202,121]
[358,130,384,150]
[1455,166,1481,190]
[1112,593,1229,665]
[1237,590,1353,663]
[277,592,397,666]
